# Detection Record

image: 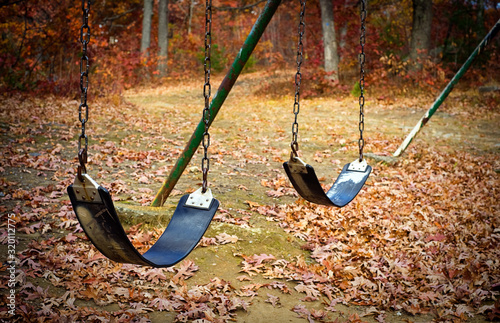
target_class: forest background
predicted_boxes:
[1,0,499,97]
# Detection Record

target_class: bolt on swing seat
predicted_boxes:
[67,0,219,268]
[283,0,371,207]
[68,176,218,267]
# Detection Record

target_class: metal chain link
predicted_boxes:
[290,0,306,159]
[78,0,91,180]
[201,0,212,192]
[358,0,367,161]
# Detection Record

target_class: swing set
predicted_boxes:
[68,0,371,268]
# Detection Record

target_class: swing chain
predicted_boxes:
[78,0,91,181]
[291,0,306,159]
[358,0,366,161]
[201,0,212,193]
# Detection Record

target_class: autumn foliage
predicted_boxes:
[0,0,499,322]
[1,71,499,320]
[0,0,499,96]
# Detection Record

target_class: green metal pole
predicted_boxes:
[393,19,500,157]
[152,0,282,207]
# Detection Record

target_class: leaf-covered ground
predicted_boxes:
[0,72,499,322]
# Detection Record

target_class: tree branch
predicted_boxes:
[12,3,27,68]
[213,0,267,12]
[102,6,140,23]
[0,0,26,8]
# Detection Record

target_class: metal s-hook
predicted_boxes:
[77,148,87,182]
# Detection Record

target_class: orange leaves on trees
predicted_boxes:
[2,0,498,96]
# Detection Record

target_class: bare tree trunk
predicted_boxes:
[158,0,169,76]
[477,0,485,37]
[188,0,195,34]
[141,0,154,55]
[339,24,347,51]
[409,0,433,69]
[319,0,340,81]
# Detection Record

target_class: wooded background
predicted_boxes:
[1,0,499,96]
[1,2,500,321]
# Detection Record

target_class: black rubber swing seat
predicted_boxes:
[67,174,219,268]
[283,157,371,207]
